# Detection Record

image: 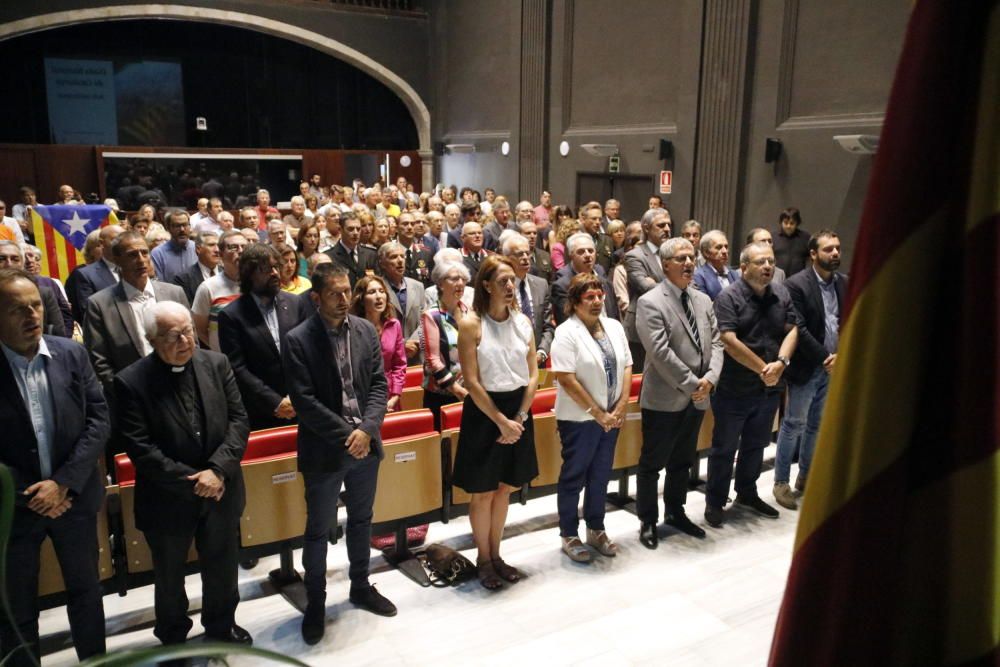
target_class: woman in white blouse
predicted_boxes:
[550,273,633,563]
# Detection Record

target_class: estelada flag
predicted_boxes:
[770,1,1000,665]
[29,204,118,282]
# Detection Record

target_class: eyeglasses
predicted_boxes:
[748,257,776,266]
[160,327,195,344]
[670,254,695,264]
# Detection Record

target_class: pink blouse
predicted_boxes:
[551,242,567,270]
[380,318,407,398]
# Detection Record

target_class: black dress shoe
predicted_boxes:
[301,602,325,645]
[704,505,725,527]
[639,522,658,549]
[350,584,397,617]
[735,493,780,518]
[665,512,706,539]
[204,624,253,645]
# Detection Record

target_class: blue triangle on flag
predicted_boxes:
[36,205,110,251]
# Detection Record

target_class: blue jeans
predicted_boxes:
[302,455,379,602]
[774,366,830,483]
[705,391,780,509]
[556,420,619,537]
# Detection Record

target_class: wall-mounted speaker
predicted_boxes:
[659,139,674,161]
[765,138,783,163]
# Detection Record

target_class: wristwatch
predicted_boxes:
[517,410,529,422]
[777,355,790,367]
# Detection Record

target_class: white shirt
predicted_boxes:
[123,279,156,356]
[477,310,533,392]
[198,262,216,282]
[102,258,121,282]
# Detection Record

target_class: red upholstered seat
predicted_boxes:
[440,403,464,431]
[381,409,435,441]
[532,387,557,414]
[243,425,298,461]
[114,453,136,486]
[631,374,643,398]
[404,366,423,388]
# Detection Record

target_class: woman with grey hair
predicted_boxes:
[419,258,473,430]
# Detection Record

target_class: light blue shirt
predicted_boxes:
[813,268,840,355]
[150,239,197,284]
[3,338,55,478]
[251,293,281,353]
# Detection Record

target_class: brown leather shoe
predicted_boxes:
[773,482,798,510]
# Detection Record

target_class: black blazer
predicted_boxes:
[326,242,379,287]
[784,267,848,385]
[0,336,108,534]
[172,263,208,304]
[283,313,388,474]
[115,350,249,534]
[217,291,311,430]
[67,260,117,323]
[550,266,619,325]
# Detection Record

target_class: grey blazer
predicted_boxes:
[84,280,190,396]
[524,273,555,357]
[636,281,723,412]
[385,276,426,341]
[624,243,664,342]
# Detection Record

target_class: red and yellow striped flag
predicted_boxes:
[29,204,118,282]
[770,1,1000,665]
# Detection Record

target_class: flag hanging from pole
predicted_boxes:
[29,205,118,282]
[770,0,1000,665]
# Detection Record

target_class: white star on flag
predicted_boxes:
[62,210,91,238]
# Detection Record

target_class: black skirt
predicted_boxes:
[453,387,538,493]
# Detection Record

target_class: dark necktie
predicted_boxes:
[352,249,359,265]
[519,280,533,320]
[681,290,702,349]
[405,246,412,267]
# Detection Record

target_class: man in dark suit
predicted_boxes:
[379,242,425,363]
[503,234,555,366]
[68,224,123,322]
[284,263,393,645]
[172,230,220,303]
[460,221,488,279]
[218,243,310,431]
[772,230,846,509]
[115,301,252,647]
[326,211,378,288]
[693,231,739,301]
[551,233,619,326]
[0,269,109,666]
[396,212,434,286]
[579,202,616,275]
[84,232,190,403]
[635,239,723,547]
[624,208,671,372]
[517,220,552,283]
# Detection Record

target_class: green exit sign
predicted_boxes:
[609,155,620,173]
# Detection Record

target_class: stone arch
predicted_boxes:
[0,4,434,182]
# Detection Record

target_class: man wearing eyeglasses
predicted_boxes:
[635,238,724,547]
[150,210,197,283]
[115,300,252,648]
[704,242,799,528]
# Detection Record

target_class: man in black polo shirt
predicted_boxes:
[704,242,798,527]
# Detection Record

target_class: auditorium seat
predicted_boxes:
[529,387,561,488]
[372,409,442,524]
[612,374,644,471]
[37,487,116,597]
[399,366,424,412]
[114,454,197,574]
[239,425,306,549]
[440,402,470,513]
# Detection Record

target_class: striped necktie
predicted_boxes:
[681,290,701,348]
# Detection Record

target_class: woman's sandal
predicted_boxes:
[477,560,503,590]
[492,558,521,583]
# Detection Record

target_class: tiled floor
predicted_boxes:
[39,447,799,666]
